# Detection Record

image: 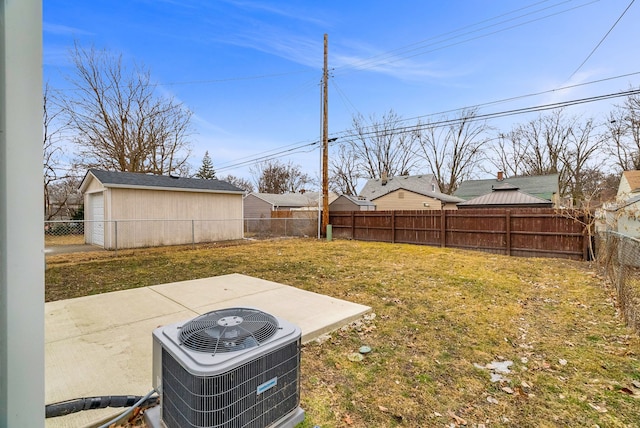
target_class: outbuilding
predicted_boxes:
[79,169,244,249]
[329,194,376,211]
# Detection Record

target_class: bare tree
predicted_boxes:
[221,174,255,193]
[579,168,619,205]
[329,143,360,195]
[250,160,313,194]
[485,131,531,178]
[46,176,83,220]
[346,110,420,179]
[43,82,77,220]
[414,108,491,194]
[60,44,193,175]
[517,110,570,180]
[493,109,603,204]
[562,117,602,203]
[604,91,640,171]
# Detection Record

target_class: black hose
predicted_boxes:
[45,395,159,418]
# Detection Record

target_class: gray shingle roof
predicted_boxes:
[334,195,375,207]
[359,174,464,203]
[82,169,244,193]
[454,174,559,201]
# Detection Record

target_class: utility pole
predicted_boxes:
[321,33,329,236]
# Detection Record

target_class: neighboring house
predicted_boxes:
[243,192,338,219]
[79,169,244,249]
[616,170,640,199]
[359,174,464,211]
[602,170,640,237]
[455,172,560,207]
[46,191,83,220]
[457,183,553,209]
[329,194,376,211]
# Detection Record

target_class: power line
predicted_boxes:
[215,86,640,173]
[329,70,640,139]
[333,88,640,143]
[568,0,635,80]
[215,141,319,173]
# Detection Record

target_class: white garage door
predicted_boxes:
[90,192,104,246]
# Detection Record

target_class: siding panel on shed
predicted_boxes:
[106,188,242,249]
[243,194,273,218]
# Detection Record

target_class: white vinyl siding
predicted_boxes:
[105,188,243,249]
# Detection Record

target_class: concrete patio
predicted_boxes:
[45,273,371,427]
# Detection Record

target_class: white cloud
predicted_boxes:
[43,22,93,36]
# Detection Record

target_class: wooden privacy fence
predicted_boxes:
[329,208,589,260]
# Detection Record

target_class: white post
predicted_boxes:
[0,1,45,427]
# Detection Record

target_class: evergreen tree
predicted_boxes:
[195,151,216,179]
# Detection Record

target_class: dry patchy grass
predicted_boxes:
[45,239,640,427]
[45,234,85,246]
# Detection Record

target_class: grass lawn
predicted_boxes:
[45,238,640,427]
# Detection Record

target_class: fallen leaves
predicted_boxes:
[447,410,467,425]
[342,413,354,425]
[588,403,608,413]
[501,386,514,394]
[486,396,499,405]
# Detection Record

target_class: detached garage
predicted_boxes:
[80,169,244,250]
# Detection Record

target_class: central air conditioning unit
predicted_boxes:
[151,307,304,428]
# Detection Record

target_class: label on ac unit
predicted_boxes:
[257,377,278,395]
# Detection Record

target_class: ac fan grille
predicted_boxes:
[161,340,301,428]
[179,308,279,355]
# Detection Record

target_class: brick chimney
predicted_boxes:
[381,170,388,185]
[497,171,504,181]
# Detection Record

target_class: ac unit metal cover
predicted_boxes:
[152,307,303,428]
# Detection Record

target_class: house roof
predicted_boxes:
[621,170,640,193]
[454,174,559,201]
[359,174,464,203]
[80,169,244,194]
[331,195,375,207]
[247,192,338,207]
[458,184,552,207]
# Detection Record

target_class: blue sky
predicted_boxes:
[44,0,640,185]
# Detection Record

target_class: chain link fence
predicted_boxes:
[45,217,319,251]
[597,231,640,333]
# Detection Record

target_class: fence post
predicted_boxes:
[391,211,396,243]
[114,220,118,255]
[440,210,446,248]
[285,217,288,237]
[506,210,511,256]
[351,211,355,239]
[192,220,195,249]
